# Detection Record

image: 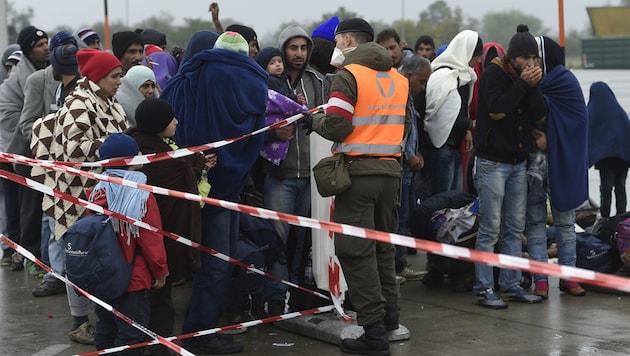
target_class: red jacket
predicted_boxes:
[90,188,169,292]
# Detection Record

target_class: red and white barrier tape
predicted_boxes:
[5,152,630,293]
[0,236,194,356]
[78,305,335,356]
[2,106,324,169]
[0,168,332,303]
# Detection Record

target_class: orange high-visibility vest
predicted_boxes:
[332,64,408,157]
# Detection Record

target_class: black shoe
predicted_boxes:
[421,269,443,288]
[383,303,399,331]
[267,300,285,316]
[33,279,67,297]
[340,322,390,356]
[183,334,243,354]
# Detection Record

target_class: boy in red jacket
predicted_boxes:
[89,133,168,355]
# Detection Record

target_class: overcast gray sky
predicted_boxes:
[15,0,617,44]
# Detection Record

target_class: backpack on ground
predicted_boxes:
[63,214,133,301]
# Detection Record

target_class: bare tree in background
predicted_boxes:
[7,1,33,43]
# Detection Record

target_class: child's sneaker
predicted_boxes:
[26,261,46,278]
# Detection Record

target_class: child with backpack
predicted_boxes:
[88,133,169,354]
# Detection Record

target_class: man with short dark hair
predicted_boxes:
[414,35,435,60]
[376,28,413,68]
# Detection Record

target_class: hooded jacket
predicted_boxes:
[312,42,411,177]
[11,65,59,171]
[0,53,38,152]
[270,25,327,179]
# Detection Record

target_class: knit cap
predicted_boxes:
[140,29,167,48]
[74,28,101,49]
[225,24,259,51]
[50,44,79,75]
[6,50,22,68]
[312,16,340,42]
[125,65,156,89]
[17,26,48,57]
[144,44,163,57]
[255,47,283,70]
[112,31,144,60]
[135,98,175,135]
[507,24,538,59]
[214,31,249,56]
[50,30,78,50]
[77,48,121,83]
[99,133,140,161]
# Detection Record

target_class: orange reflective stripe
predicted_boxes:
[332,64,408,157]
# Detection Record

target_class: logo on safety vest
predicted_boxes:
[376,71,395,98]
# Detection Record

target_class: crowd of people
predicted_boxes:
[0,2,628,355]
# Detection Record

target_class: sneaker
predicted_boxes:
[219,310,248,335]
[9,252,24,271]
[396,275,406,286]
[476,288,508,309]
[184,334,243,354]
[26,261,46,278]
[397,266,427,281]
[68,321,95,345]
[502,285,543,304]
[33,279,67,297]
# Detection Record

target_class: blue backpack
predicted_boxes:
[63,214,134,300]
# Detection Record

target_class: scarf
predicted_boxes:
[93,169,150,244]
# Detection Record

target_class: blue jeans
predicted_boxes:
[599,166,628,218]
[94,290,149,356]
[525,152,576,283]
[43,217,63,282]
[263,176,310,302]
[473,158,527,293]
[429,145,462,195]
[182,208,238,345]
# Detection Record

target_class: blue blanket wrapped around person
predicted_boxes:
[161,48,268,210]
[587,81,630,168]
[540,65,589,211]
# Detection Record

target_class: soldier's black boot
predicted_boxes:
[340,322,390,356]
[383,303,399,331]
